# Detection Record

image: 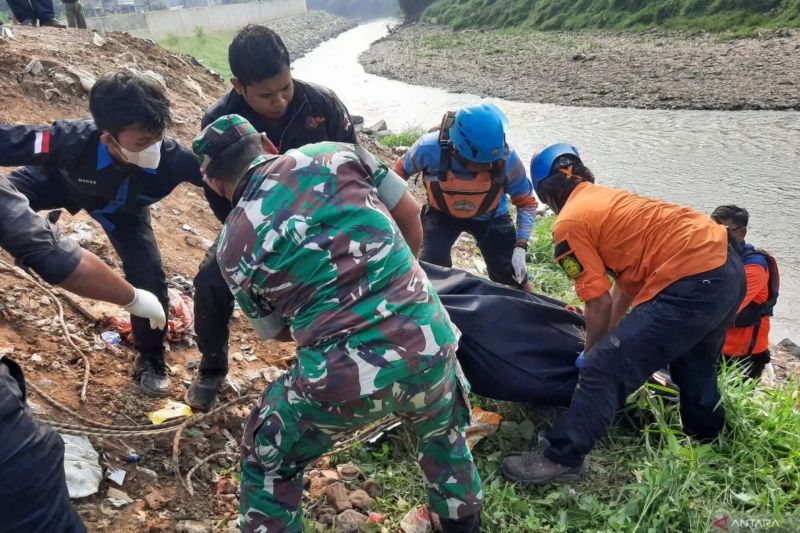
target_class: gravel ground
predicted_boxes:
[268,10,358,61]
[360,23,800,111]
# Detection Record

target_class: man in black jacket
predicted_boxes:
[189,24,423,409]
[0,173,166,532]
[0,71,204,397]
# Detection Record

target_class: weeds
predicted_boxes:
[378,128,425,149]
[325,224,800,531]
[159,30,236,78]
[421,0,800,33]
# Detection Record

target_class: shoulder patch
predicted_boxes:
[554,240,571,259]
[559,253,584,279]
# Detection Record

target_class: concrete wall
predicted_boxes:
[87,0,308,41]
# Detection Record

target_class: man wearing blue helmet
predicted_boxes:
[394,104,537,289]
[501,144,745,485]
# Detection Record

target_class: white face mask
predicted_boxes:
[117,140,163,169]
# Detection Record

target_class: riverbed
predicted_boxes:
[360,23,800,111]
[293,20,800,340]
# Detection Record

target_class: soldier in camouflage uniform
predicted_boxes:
[193,115,483,533]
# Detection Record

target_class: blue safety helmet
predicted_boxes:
[450,103,507,164]
[530,144,581,190]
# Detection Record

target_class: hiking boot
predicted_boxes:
[440,512,481,533]
[133,355,170,397]
[501,452,585,485]
[40,18,66,28]
[185,372,226,411]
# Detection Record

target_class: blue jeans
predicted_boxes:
[545,249,745,467]
[0,359,86,533]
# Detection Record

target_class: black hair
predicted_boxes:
[89,71,171,136]
[229,25,290,86]
[535,156,595,213]
[207,135,265,183]
[711,205,749,228]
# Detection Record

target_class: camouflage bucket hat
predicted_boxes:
[192,114,259,175]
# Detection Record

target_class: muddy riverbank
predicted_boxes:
[359,23,800,111]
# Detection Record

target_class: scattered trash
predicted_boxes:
[262,366,286,383]
[181,223,199,235]
[184,234,214,251]
[175,520,212,533]
[92,33,107,47]
[106,487,133,508]
[30,353,43,364]
[168,288,195,342]
[107,288,195,345]
[61,435,103,498]
[147,400,193,425]
[101,331,121,346]
[125,453,142,463]
[465,407,503,450]
[337,463,360,481]
[107,468,127,486]
[0,25,15,40]
[399,506,433,533]
[367,512,385,524]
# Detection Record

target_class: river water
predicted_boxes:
[293,20,800,341]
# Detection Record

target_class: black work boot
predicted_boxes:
[185,372,226,411]
[440,512,481,533]
[133,354,171,397]
[501,452,585,485]
[39,18,66,28]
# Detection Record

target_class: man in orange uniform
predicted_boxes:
[501,144,746,484]
[711,205,776,380]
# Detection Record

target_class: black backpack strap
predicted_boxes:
[474,180,504,218]
[427,181,452,217]
[438,111,456,182]
[745,318,763,357]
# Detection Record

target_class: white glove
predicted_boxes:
[124,288,167,330]
[511,246,528,284]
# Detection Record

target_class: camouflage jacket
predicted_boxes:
[217,142,459,403]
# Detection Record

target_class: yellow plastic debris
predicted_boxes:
[146,400,193,425]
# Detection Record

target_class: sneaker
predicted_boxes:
[133,355,171,397]
[40,18,66,28]
[185,372,226,411]
[501,452,585,485]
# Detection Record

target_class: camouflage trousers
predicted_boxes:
[239,355,483,532]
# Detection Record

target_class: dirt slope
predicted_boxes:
[0,26,292,532]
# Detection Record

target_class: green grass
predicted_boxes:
[421,0,800,33]
[378,128,426,149]
[324,372,800,531]
[159,29,236,78]
[525,216,580,304]
[312,224,800,532]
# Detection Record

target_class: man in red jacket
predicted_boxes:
[712,205,775,380]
